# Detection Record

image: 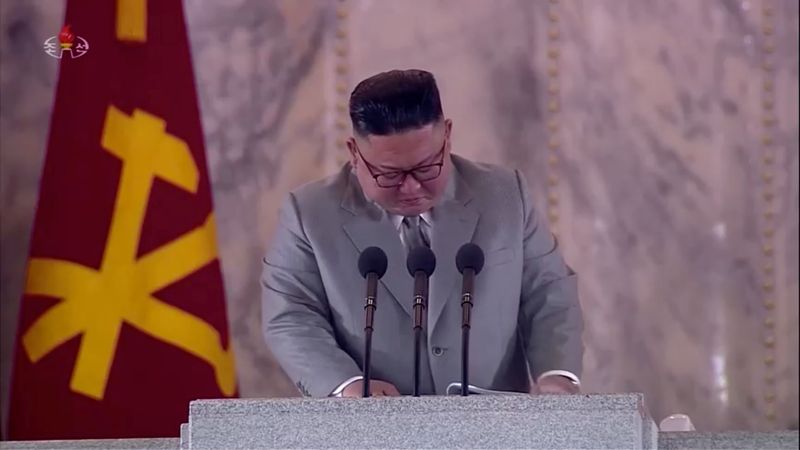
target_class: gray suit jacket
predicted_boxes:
[262,154,583,397]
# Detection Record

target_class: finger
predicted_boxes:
[539,386,568,395]
[385,386,401,396]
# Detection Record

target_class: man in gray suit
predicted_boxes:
[262,69,583,398]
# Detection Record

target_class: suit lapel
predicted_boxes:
[428,195,478,333]
[341,171,414,318]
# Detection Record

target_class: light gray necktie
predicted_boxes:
[401,216,430,251]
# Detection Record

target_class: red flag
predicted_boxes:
[9,0,236,439]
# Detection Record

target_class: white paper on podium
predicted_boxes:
[445,382,527,396]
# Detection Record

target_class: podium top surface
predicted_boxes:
[190,392,649,416]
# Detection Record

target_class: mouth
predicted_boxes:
[399,198,425,205]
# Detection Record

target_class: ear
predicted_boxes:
[443,118,453,150]
[346,137,358,171]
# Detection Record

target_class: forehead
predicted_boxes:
[359,123,441,160]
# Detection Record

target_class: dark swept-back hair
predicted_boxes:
[349,69,443,137]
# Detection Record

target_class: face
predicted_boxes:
[348,119,453,216]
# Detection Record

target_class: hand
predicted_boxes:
[341,379,400,397]
[532,375,580,395]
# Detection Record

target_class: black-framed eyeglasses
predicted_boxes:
[356,139,447,188]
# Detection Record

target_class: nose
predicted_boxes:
[398,173,422,194]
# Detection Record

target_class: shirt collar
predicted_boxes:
[390,211,432,231]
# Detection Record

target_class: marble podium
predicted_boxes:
[2,394,799,449]
[184,394,658,449]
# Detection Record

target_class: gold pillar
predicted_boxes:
[759,0,778,425]
[334,0,351,166]
[546,0,561,236]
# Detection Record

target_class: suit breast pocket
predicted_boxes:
[484,247,514,267]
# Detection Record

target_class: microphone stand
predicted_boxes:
[460,268,474,396]
[363,272,377,397]
[412,271,427,397]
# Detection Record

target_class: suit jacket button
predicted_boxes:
[432,347,444,356]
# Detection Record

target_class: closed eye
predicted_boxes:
[377,171,404,180]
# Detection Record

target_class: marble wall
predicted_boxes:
[1,0,797,434]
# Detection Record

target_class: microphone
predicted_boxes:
[406,246,436,397]
[358,246,389,397]
[455,243,484,396]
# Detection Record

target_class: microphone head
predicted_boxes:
[358,246,388,279]
[456,243,485,275]
[406,246,436,277]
